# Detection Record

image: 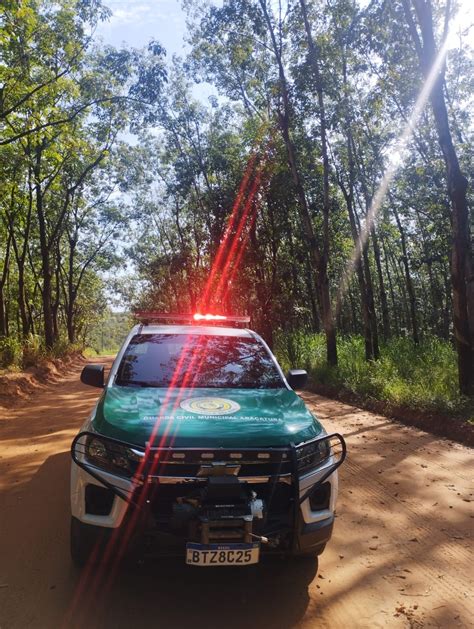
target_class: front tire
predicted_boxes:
[293,542,326,559]
[70,516,110,568]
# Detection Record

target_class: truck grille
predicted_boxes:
[143,480,293,524]
[143,447,292,480]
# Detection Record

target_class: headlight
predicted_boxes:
[85,436,144,478]
[296,437,330,475]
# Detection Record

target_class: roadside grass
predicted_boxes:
[83,347,119,358]
[0,334,83,371]
[275,332,472,418]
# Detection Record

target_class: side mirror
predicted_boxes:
[287,369,308,390]
[80,364,105,388]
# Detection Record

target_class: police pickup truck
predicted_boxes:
[71,314,346,567]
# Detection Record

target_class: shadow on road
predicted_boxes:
[0,448,317,629]
[76,556,317,629]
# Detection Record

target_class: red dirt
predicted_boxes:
[0,354,85,411]
[308,382,474,448]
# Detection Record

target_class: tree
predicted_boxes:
[0,0,166,352]
[401,0,473,393]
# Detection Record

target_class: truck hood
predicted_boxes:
[91,386,323,448]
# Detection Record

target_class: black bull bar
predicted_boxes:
[71,431,347,542]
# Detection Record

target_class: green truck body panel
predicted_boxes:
[91,386,323,448]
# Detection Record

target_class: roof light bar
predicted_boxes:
[134,312,250,325]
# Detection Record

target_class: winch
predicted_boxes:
[170,476,265,544]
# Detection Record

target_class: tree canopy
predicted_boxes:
[0,0,472,398]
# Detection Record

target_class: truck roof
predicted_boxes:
[130,324,253,338]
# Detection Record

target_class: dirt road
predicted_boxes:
[0,358,472,629]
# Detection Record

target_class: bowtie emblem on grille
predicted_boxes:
[197,462,241,477]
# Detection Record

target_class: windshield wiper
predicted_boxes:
[115,379,166,388]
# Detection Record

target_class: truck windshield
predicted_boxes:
[115,333,285,389]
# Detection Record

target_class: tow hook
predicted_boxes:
[250,533,269,543]
[250,533,280,548]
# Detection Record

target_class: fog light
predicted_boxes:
[309,482,331,511]
[85,484,115,516]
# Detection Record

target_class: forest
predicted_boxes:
[0,0,473,416]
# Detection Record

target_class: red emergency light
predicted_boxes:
[193,313,227,321]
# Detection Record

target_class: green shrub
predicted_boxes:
[51,337,73,358]
[274,332,467,415]
[276,330,326,373]
[1,334,84,370]
[22,334,46,368]
[0,336,23,369]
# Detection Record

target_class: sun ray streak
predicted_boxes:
[213,167,264,303]
[335,35,450,314]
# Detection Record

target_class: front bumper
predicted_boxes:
[70,432,345,557]
[297,515,334,553]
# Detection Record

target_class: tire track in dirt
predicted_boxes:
[344,455,472,556]
[302,394,472,483]
[344,458,472,603]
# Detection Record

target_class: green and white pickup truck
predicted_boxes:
[70,314,346,567]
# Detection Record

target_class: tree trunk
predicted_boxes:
[34,142,55,349]
[65,233,78,344]
[305,259,320,332]
[348,286,359,334]
[337,49,380,359]
[8,220,30,337]
[393,205,419,344]
[17,262,29,337]
[298,0,337,365]
[0,232,12,337]
[381,232,400,335]
[340,44,380,357]
[0,290,7,338]
[371,225,391,341]
[403,0,473,393]
[259,0,337,365]
[339,180,374,358]
[387,234,411,334]
[52,247,61,342]
[441,267,451,340]
[362,243,380,358]
[15,165,35,337]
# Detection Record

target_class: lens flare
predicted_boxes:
[64,138,272,627]
[336,34,450,314]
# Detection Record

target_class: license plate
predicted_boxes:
[186,542,260,566]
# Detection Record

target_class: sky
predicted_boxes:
[96,0,189,55]
[97,0,186,56]
[96,0,219,103]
